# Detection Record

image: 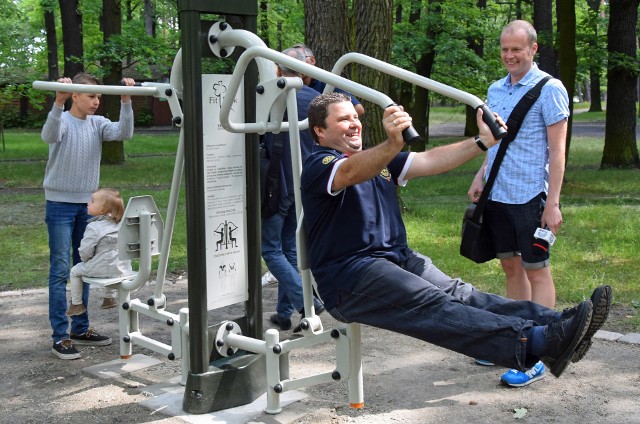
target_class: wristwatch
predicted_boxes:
[474,135,488,151]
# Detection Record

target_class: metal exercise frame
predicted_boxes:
[33,50,192,382]
[206,17,509,414]
[32,0,507,415]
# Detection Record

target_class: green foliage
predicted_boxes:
[2,123,639,326]
[79,3,180,79]
[0,83,47,129]
[0,109,30,129]
[134,111,154,127]
[608,51,640,76]
[202,57,236,75]
[258,0,305,49]
[87,32,176,80]
[392,0,505,105]
[0,0,628,145]
[575,0,609,75]
[0,0,41,82]
[0,0,50,123]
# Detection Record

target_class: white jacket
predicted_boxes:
[78,215,132,278]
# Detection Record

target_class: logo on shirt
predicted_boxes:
[380,167,391,181]
[322,155,336,165]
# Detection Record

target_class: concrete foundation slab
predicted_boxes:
[140,382,308,424]
[83,353,163,379]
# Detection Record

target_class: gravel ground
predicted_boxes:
[1,278,638,424]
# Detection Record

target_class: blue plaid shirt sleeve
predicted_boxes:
[486,65,569,204]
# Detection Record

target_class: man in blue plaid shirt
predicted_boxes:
[468,20,572,387]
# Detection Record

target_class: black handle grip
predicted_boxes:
[388,103,423,145]
[479,105,507,140]
[402,125,423,145]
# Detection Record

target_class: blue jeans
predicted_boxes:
[46,201,91,342]
[262,193,322,318]
[328,250,561,371]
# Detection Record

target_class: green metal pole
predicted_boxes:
[179,0,209,374]
[241,14,262,341]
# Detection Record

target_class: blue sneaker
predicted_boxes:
[500,361,546,387]
[474,359,495,366]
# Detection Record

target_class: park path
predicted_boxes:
[1,279,638,424]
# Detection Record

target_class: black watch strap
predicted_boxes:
[474,135,488,151]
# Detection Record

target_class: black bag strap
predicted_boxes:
[471,76,552,221]
[264,107,291,184]
[266,132,285,182]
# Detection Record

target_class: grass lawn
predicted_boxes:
[0,131,187,288]
[1,118,638,330]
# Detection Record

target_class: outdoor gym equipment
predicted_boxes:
[33,51,192,382]
[202,18,506,415]
[32,0,505,416]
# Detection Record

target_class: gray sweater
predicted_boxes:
[41,102,134,203]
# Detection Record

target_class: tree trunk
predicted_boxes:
[586,0,603,112]
[304,0,349,71]
[352,0,393,148]
[515,0,524,19]
[588,69,603,113]
[259,0,269,47]
[464,0,486,137]
[144,0,155,36]
[602,0,640,168]
[557,0,577,163]
[58,0,84,78]
[43,0,59,81]
[533,0,557,76]
[101,0,125,165]
[397,0,421,130]
[277,21,282,51]
[411,0,442,152]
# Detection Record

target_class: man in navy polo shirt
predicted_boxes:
[300,93,609,379]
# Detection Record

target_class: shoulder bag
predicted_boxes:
[460,76,552,263]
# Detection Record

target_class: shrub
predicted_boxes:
[135,111,154,127]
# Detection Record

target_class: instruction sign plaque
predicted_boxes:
[202,74,247,310]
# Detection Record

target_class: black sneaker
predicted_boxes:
[560,306,576,320]
[572,285,612,363]
[543,300,592,378]
[52,339,81,360]
[269,313,292,331]
[70,328,112,346]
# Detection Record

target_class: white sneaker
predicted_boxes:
[261,271,278,287]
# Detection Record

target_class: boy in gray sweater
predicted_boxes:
[42,72,136,360]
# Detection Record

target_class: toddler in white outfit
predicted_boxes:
[66,188,132,316]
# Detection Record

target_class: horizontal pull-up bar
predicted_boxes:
[32,81,161,97]
[331,53,506,140]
